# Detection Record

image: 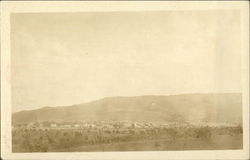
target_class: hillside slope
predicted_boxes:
[12,93,242,124]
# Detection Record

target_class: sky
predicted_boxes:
[11,10,241,112]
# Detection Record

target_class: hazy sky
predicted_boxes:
[11,10,241,112]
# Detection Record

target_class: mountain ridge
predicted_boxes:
[12,93,242,124]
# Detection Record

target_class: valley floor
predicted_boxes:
[12,126,243,152]
[50,134,242,152]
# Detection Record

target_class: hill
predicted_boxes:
[12,93,242,124]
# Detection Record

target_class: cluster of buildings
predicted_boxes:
[12,120,168,130]
[13,120,239,130]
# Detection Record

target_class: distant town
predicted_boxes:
[12,120,240,131]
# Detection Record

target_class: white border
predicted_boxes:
[1,1,249,160]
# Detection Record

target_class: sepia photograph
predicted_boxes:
[1,1,249,160]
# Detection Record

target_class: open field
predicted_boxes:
[56,135,242,152]
[12,125,243,152]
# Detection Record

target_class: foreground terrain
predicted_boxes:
[12,123,242,152]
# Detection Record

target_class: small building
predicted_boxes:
[123,123,132,128]
[104,124,114,129]
[27,122,35,128]
[62,124,71,128]
[74,124,80,128]
[50,124,57,128]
